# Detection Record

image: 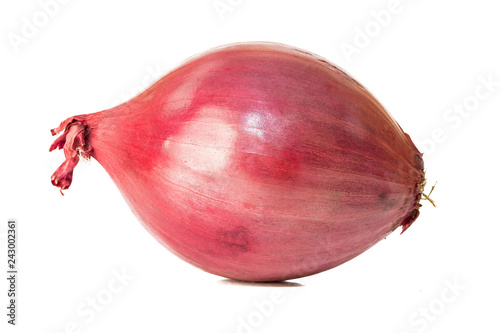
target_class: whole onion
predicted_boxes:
[50,42,426,282]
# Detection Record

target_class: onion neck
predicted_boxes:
[49,113,101,194]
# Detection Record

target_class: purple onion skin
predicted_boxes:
[50,43,425,281]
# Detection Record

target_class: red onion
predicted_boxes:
[50,42,426,281]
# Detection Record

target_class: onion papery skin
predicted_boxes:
[50,42,425,282]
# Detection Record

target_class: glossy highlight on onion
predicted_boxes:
[50,42,426,282]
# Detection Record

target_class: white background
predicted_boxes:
[1,0,499,332]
